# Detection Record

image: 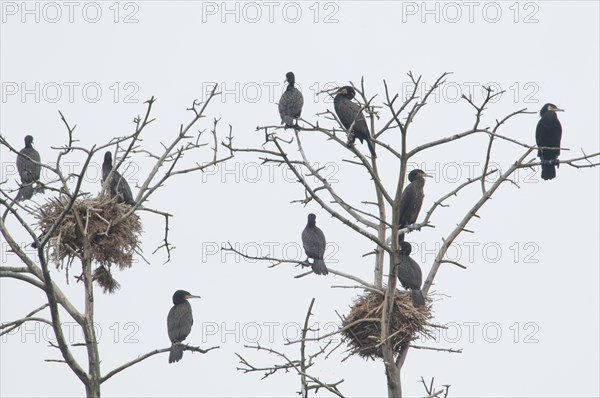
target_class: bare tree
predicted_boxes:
[236,298,345,398]
[0,87,230,397]
[224,72,599,397]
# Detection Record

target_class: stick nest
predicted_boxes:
[36,196,142,293]
[341,290,433,360]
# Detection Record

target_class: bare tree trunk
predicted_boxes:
[85,381,101,398]
[0,93,229,397]
[374,220,385,288]
[38,251,88,385]
[384,361,401,398]
[222,74,599,398]
[373,160,386,288]
[381,251,402,398]
[382,146,408,398]
[82,256,101,398]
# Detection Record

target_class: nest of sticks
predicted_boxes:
[36,196,142,293]
[341,290,432,360]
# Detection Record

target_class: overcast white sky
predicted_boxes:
[1,1,599,397]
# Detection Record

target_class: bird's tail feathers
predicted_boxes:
[367,138,377,158]
[541,164,556,180]
[169,344,184,363]
[16,185,34,202]
[312,259,329,276]
[283,116,296,127]
[411,289,425,307]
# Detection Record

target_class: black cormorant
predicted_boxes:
[167,290,201,364]
[102,151,135,205]
[301,213,329,275]
[397,241,425,307]
[333,86,376,158]
[16,135,42,201]
[398,169,430,241]
[535,103,563,180]
[279,72,304,129]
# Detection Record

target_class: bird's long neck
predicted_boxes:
[287,81,295,90]
[398,252,409,260]
[103,160,113,177]
[411,177,425,190]
[333,95,343,105]
[307,220,316,228]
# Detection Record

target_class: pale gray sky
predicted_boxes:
[1,1,599,397]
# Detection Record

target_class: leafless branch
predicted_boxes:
[0,303,51,336]
[1,89,233,396]
[221,243,380,291]
[410,345,462,354]
[101,345,219,383]
[236,299,345,397]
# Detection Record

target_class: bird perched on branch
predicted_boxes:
[16,135,43,201]
[279,71,304,129]
[334,86,376,158]
[167,290,201,363]
[535,103,564,180]
[397,241,425,307]
[102,151,135,205]
[398,169,431,242]
[301,213,329,275]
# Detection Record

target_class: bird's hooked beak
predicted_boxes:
[336,87,348,95]
[186,294,201,300]
[423,172,433,178]
[550,105,565,112]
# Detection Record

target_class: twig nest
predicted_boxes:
[341,290,432,360]
[92,265,122,294]
[36,196,142,293]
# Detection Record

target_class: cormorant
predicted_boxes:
[279,72,304,129]
[167,290,201,364]
[102,151,135,205]
[535,103,563,180]
[301,213,329,275]
[397,241,425,307]
[398,169,430,241]
[16,135,42,201]
[333,86,376,158]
